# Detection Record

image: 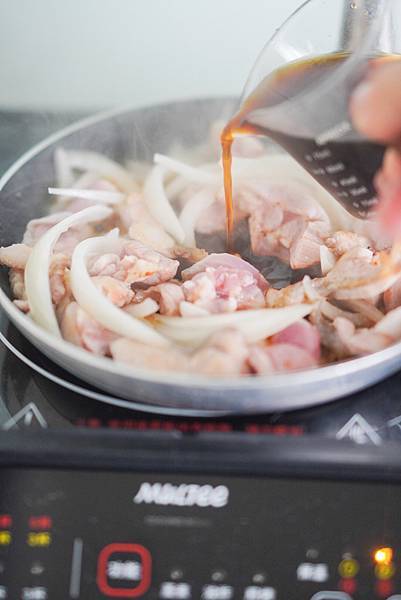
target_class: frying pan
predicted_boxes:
[0,98,400,415]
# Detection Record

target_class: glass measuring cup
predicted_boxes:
[228,0,401,219]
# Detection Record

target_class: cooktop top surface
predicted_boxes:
[0,309,400,447]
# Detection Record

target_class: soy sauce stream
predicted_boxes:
[221,132,234,253]
[222,120,259,252]
[221,52,399,253]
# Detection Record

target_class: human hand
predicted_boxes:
[350,60,401,234]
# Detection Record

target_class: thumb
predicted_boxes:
[350,61,401,144]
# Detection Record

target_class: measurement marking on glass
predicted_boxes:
[69,538,83,598]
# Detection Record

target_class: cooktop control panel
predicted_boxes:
[0,469,400,599]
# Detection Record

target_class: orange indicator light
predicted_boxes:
[374,548,393,565]
[375,562,396,581]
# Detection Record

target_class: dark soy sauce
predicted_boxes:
[222,52,399,251]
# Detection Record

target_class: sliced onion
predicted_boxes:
[48,187,124,205]
[124,299,159,318]
[179,301,210,317]
[154,154,218,185]
[71,236,168,347]
[52,171,99,209]
[375,306,401,339]
[143,165,185,243]
[54,148,74,188]
[106,228,120,239]
[65,150,137,193]
[320,245,336,276]
[340,299,384,324]
[25,206,113,337]
[156,304,314,346]
[179,188,215,247]
[164,164,218,199]
[302,276,321,302]
[72,171,99,189]
[319,300,369,327]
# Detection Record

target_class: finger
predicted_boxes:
[378,187,401,238]
[375,149,401,237]
[350,61,401,143]
[375,149,401,198]
[382,148,401,183]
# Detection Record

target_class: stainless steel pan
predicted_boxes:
[0,99,400,415]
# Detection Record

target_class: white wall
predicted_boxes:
[0,0,303,111]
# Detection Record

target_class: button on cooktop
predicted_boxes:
[96,543,152,598]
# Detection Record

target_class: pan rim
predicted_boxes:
[0,99,400,393]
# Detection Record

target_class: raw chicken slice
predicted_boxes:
[13,299,30,313]
[111,328,250,376]
[240,181,331,269]
[121,241,179,286]
[324,231,371,257]
[23,212,95,255]
[142,282,184,316]
[49,254,70,305]
[0,244,31,269]
[87,240,179,287]
[91,276,134,308]
[9,269,26,300]
[189,329,250,376]
[167,245,208,265]
[324,247,400,300]
[249,342,318,374]
[267,247,401,307]
[23,212,71,246]
[87,253,121,277]
[111,337,186,372]
[330,305,401,357]
[266,276,322,308]
[271,320,321,361]
[60,302,116,356]
[13,251,72,315]
[182,253,268,291]
[181,253,268,314]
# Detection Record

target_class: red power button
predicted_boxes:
[97,543,152,598]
